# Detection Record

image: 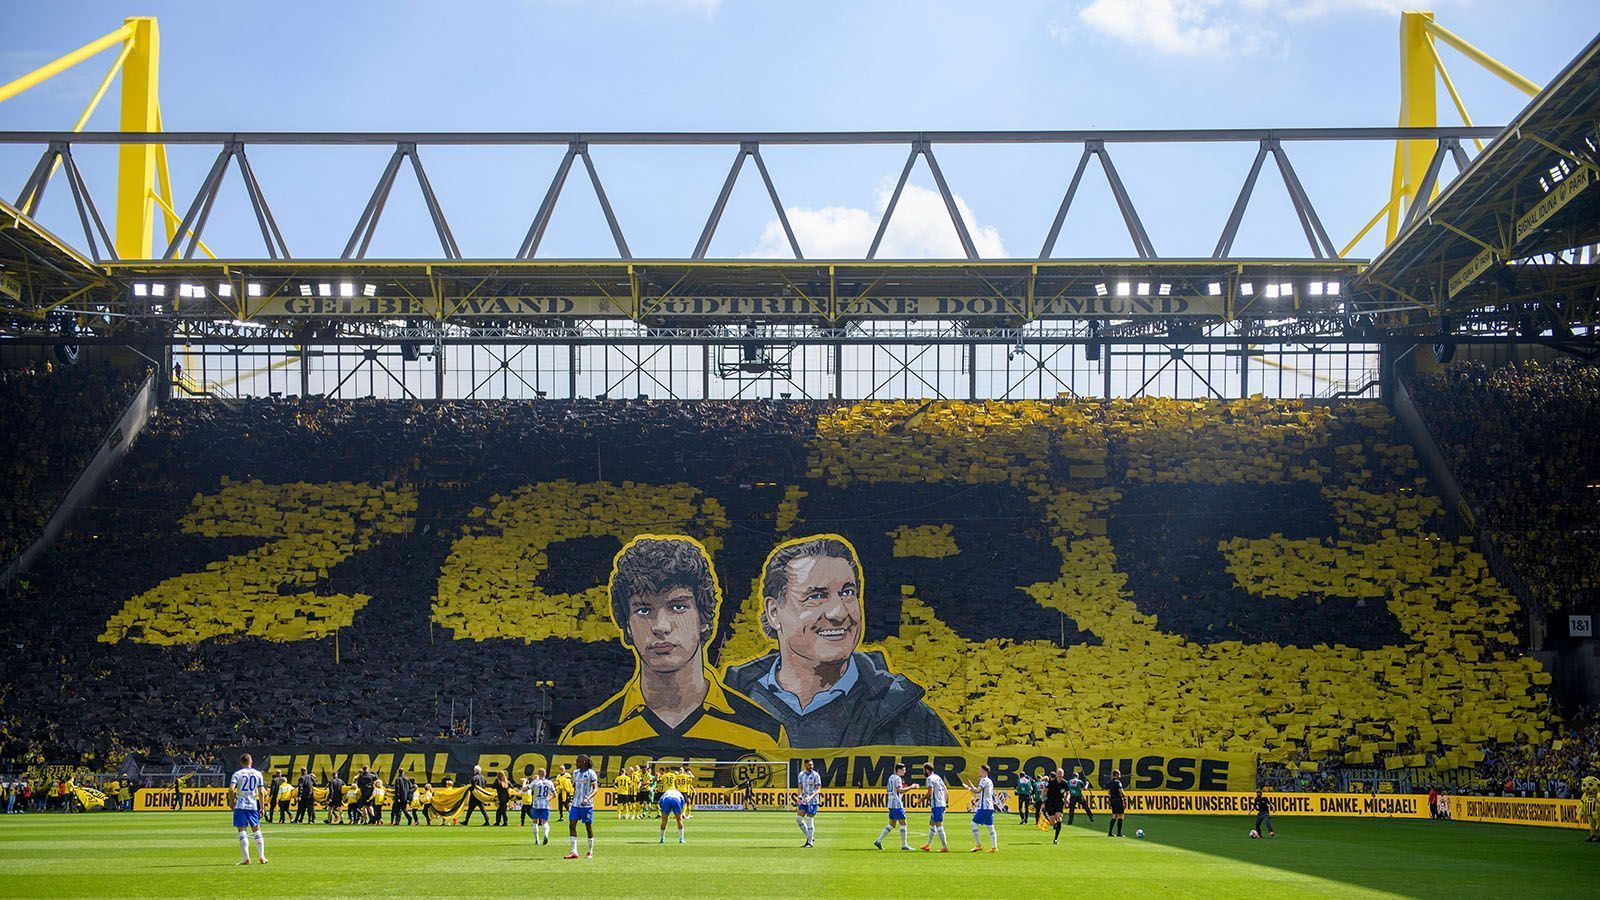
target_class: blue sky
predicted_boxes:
[0,0,1592,262]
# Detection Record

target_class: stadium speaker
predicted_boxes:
[401,342,421,362]
[1432,341,1456,364]
[1085,341,1101,362]
[53,317,79,366]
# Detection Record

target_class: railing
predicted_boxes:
[172,372,239,406]
[1318,369,1381,399]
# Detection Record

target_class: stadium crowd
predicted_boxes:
[1474,706,1599,798]
[0,362,144,567]
[1410,358,1600,610]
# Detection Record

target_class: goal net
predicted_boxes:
[647,759,791,812]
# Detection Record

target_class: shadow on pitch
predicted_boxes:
[1082,816,1594,899]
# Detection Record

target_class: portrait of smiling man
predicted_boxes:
[561,535,787,753]
[726,534,958,748]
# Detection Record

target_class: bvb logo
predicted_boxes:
[733,754,778,788]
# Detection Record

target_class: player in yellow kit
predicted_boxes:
[680,765,696,819]
[615,769,634,820]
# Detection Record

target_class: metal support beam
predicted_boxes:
[161,144,232,260]
[867,146,919,260]
[405,145,462,259]
[1040,146,1094,258]
[342,146,407,259]
[4,126,1503,146]
[13,144,59,217]
[518,143,578,259]
[1268,140,1337,259]
[59,143,116,262]
[578,146,630,259]
[693,146,749,259]
[1214,142,1270,258]
[433,336,445,400]
[1445,137,1471,173]
[1402,140,1451,230]
[234,146,290,259]
[920,141,979,260]
[1091,142,1156,259]
[750,146,802,260]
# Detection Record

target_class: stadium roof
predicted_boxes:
[0,196,109,316]
[1356,32,1600,330]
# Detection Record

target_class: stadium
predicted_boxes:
[1,3,1598,897]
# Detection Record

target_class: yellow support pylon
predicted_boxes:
[1388,11,1439,244]
[1383,10,1541,245]
[0,15,166,260]
[115,17,161,260]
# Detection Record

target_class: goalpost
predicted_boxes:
[647,759,792,812]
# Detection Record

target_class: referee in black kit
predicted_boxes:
[1105,768,1127,837]
[1043,769,1067,844]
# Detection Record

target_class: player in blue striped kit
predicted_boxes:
[969,764,998,852]
[873,762,912,850]
[528,769,554,846]
[917,762,950,852]
[795,758,822,848]
[230,753,267,866]
[564,755,598,859]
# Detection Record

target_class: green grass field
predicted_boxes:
[0,811,1592,898]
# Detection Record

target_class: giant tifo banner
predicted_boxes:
[91,402,1556,775]
[226,743,1254,794]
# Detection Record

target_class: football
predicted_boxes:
[1135,829,1144,838]
[1250,830,1260,839]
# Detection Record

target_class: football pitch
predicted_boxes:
[0,811,1591,898]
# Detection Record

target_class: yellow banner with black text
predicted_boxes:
[134,785,1432,818]
[230,294,1231,320]
[1443,795,1589,829]
[232,744,1254,795]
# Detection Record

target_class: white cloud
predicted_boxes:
[1071,0,1439,58]
[1076,0,1245,57]
[1251,0,1415,19]
[747,182,1007,259]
